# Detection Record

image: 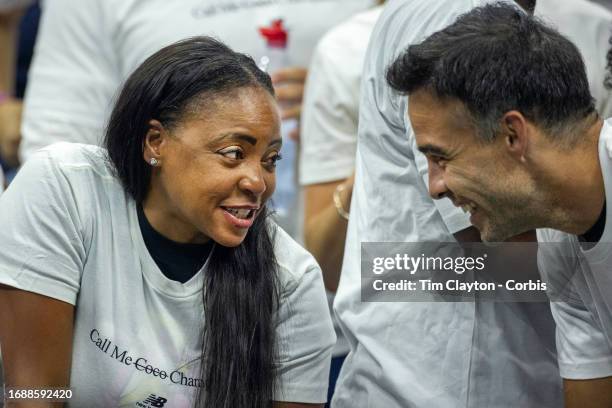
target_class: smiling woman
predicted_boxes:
[0,37,334,408]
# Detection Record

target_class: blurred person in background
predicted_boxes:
[535,0,612,118]
[299,4,383,406]
[0,0,35,192]
[0,36,335,408]
[329,0,563,407]
[0,1,39,186]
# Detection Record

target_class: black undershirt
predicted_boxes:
[137,204,213,283]
[579,201,606,247]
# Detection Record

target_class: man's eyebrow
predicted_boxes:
[418,144,449,158]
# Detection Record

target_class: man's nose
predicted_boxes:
[428,161,448,200]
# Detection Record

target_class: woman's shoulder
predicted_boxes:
[21,142,127,211]
[268,220,322,291]
[32,142,113,176]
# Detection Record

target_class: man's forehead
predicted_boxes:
[408,90,478,153]
[409,89,470,121]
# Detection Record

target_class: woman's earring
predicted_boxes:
[149,158,159,166]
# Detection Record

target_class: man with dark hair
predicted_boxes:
[333,0,564,407]
[387,3,612,406]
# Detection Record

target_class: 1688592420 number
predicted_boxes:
[5,387,73,401]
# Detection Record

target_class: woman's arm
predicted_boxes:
[274,402,323,408]
[0,285,74,407]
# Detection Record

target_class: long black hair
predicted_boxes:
[105,36,279,408]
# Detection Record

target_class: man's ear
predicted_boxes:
[501,111,529,163]
[143,119,165,165]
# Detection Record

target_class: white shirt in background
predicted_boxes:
[300,6,382,185]
[536,0,612,118]
[332,0,562,406]
[20,0,374,162]
[300,6,383,358]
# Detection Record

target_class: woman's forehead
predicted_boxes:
[185,87,278,121]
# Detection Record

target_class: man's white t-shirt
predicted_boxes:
[0,143,335,407]
[536,0,612,118]
[332,0,562,407]
[19,0,374,162]
[538,121,612,380]
[299,6,383,358]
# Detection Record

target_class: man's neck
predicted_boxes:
[579,202,606,248]
[546,119,606,235]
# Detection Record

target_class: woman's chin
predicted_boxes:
[211,230,248,248]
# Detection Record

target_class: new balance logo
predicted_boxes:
[142,394,167,407]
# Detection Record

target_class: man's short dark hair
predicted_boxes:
[515,0,536,13]
[606,35,612,89]
[387,2,596,143]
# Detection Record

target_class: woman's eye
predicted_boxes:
[264,153,282,168]
[219,147,244,160]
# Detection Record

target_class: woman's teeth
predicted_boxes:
[226,208,254,219]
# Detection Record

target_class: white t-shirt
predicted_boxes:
[535,0,612,118]
[299,6,382,185]
[332,0,562,407]
[537,121,612,380]
[299,6,383,358]
[19,0,374,162]
[593,0,612,12]
[0,143,335,407]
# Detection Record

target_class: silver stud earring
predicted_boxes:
[149,158,159,166]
